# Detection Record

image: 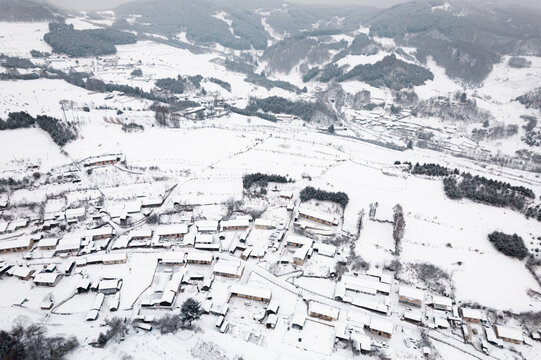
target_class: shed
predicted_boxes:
[399,286,424,307]
[369,316,394,338]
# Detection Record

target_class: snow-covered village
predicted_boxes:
[1,1,541,359]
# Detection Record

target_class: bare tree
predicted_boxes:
[392,204,405,256]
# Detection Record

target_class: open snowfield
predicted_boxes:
[0,22,51,56]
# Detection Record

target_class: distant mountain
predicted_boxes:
[367,0,541,84]
[0,0,60,21]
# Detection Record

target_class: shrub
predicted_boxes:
[488,231,529,260]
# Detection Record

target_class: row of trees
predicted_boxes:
[208,77,231,92]
[242,173,289,189]
[488,231,529,260]
[245,96,316,122]
[0,54,35,69]
[299,186,349,208]
[225,105,277,122]
[411,163,456,177]
[392,204,405,255]
[0,112,77,146]
[443,173,534,211]
[0,321,78,360]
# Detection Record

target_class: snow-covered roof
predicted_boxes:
[293,245,310,260]
[291,311,306,327]
[7,266,33,278]
[65,207,85,219]
[403,310,422,322]
[460,307,485,321]
[432,295,453,308]
[495,325,523,342]
[254,218,274,227]
[129,229,153,239]
[314,242,336,257]
[342,275,390,295]
[0,221,8,233]
[370,316,394,335]
[309,302,339,319]
[85,227,115,238]
[157,224,188,236]
[186,251,213,263]
[286,234,313,247]
[298,207,336,224]
[91,293,105,310]
[0,236,33,251]
[399,285,424,302]
[213,260,243,276]
[126,200,142,213]
[230,284,271,300]
[195,220,219,232]
[434,317,449,328]
[38,237,59,248]
[158,252,186,263]
[99,279,120,291]
[221,219,250,229]
[33,272,61,285]
[195,234,214,244]
[141,196,162,207]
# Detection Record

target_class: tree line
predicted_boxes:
[44,22,136,57]
[0,321,78,360]
[300,186,349,208]
[0,112,77,146]
[245,96,316,122]
[242,173,289,189]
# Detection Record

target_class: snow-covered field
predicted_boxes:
[1,15,541,360]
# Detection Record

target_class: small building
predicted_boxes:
[195,220,219,233]
[213,260,244,278]
[280,191,293,199]
[495,325,523,344]
[141,196,163,208]
[33,272,63,287]
[286,235,313,248]
[240,248,252,260]
[101,253,128,264]
[266,314,278,329]
[399,286,424,307]
[55,235,82,255]
[402,310,422,325]
[77,278,91,293]
[221,219,250,231]
[157,224,188,239]
[431,295,453,311]
[186,251,213,264]
[369,317,394,338]
[0,221,8,234]
[297,208,337,226]
[65,207,85,222]
[266,299,280,315]
[313,242,336,257]
[38,237,59,250]
[460,307,485,323]
[129,229,153,240]
[98,279,121,295]
[292,246,310,265]
[254,218,275,230]
[291,311,306,329]
[84,155,121,167]
[158,252,186,265]
[229,285,271,303]
[0,236,34,254]
[308,302,339,321]
[86,227,115,240]
[7,266,35,280]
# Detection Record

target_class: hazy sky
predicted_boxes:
[45,0,541,11]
